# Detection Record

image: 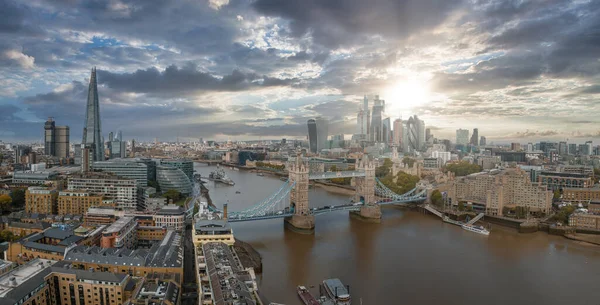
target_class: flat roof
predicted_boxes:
[0,259,56,303]
[103,216,135,234]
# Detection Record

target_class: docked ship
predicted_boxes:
[297,286,320,305]
[461,224,490,236]
[323,278,351,305]
[208,168,235,186]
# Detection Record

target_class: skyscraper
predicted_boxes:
[382,117,391,144]
[393,118,403,146]
[356,107,365,135]
[82,67,103,161]
[44,117,69,159]
[470,128,479,146]
[363,95,370,138]
[370,96,384,142]
[307,119,317,153]
[558,141,568,155]
[315,117,329,151]
[480,136,487,147]
[456,129,469,145]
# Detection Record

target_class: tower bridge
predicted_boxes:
[200,152,429,233]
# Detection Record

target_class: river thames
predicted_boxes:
[195,163,600,305]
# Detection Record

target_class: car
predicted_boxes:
[276,211,283,215]
[353,202,362,206]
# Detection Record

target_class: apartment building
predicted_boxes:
[562,187,600,203]
[569,213,600,230]
[68,173,137,210]
[58,190,109,215]
[154,205,185,231]
[100,216,138,249]
[25,187,58,214]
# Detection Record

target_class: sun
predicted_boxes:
[382,79,431,114]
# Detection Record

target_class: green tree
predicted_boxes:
[0,230,14,243]
[329,165,338,172]
[375,165,390,177]
[378,172,420,195]
[383,158,393,168]
[148,180,160,192]
[162,189,181,202]
[402,157,415,167]
[444,161,482,176]
[10,189,25,208]
[0,194,11,212]
[430,190,443,207]
[552,205,576,224]
[553,190,561,200]
[458,202,466,211]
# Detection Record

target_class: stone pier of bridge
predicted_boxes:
[285,153,381,233]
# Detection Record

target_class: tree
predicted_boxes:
[10,189,25,208]
[329,165,338,172]
[383,158,393,168]
[0,230,14,243]
[444,162,482,176]
[402,157,415,167]
[378,172,420,195]
[375,165,390,177]
[458,202,466,211]
[430,190,443,207]
[553,190,561,201]
[162,189,181,202]
[148,180,160,192]
[0,195,11,212]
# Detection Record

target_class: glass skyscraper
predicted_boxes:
[82,67,103,161]
[307,119,318,153]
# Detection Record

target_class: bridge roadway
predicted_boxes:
[308,170,365,180]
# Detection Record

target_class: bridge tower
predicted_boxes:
[351,154,382,222]
[284,151,315,233]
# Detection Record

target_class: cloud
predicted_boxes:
[1,49,35,69]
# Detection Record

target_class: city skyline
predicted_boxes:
[1,1,600,142]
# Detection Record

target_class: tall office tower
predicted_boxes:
[425,128,432,142]
[402,121,409,152]
[315,117,329,151]
[586,141,593,155]
[307,119,318,153]
[363,95,370,138]
[370,96,384,142]
[44,117,56,156]
[527,142,534,152]
[480,136,487,147]
[393,118,403,146]
[470,128,479,146]
[407,116,419,152]
[108,132,114,142]
[568,143,577,155]
[110,140,125,159]
[356,107,365,135]
[116,130,123,141]
[44,117,70,158]
[558,141,568,155]
[130,139,136,157]
[382,117,391,144]
[416,116,425,149]
[456,129,469,145]
[82,67,103,161]
[55,126,70,159]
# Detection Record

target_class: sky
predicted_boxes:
[1,0,599,144]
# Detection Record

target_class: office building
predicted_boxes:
[101,216,137,249]
[449,168,552,216]
[25,186,58,214]
[382,117,391,144]
[456,129,469,145]
[511,143,521,151]
[161,159,194,181]
[586,141,593,155]
[538,171,593,191]
[82,67,104,162]
[558,141,568,155]
[307,119,317,153]
[68,173,137,210]
[192,220,235,246]
[44,117,56,156]
[58,190,108,215]
[110,139,126,159]
[370,96,384,142]
[526,142,533,152]
[425,128,432,143]
[12,171,57,185]
[43,119,68,159]
[156,166,192,196]
[363,95,370,139]
[393,118,403,147]
[470,128,479,146]
[417,117,425,149]
[92,160,149,187]
[154,205,186,231]
[568,143,577,155]
[479,136,487,147]
[562,187,600,203]
[315,116,329,151]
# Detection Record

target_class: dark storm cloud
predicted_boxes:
[252,0,464,48]
[97,65,299,94]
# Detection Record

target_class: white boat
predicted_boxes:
[461,224,490,236]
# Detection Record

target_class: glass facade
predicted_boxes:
[91,160,148,187]
[161,159,193,181]
[156,166,192,195]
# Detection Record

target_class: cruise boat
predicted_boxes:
[461,224,490,236]
[323,278,351,305]
[297,286,320,305]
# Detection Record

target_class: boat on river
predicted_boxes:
[323,278,351,305]
[208,168,235,186]
[461,224,490,236]
[297,286,320,305]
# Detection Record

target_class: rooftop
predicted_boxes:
[103,216,135,234]
[194,220,231,232]
[51,261,128,283]
[64,230,182,268]
[0,259,56,304]
[156,205,184,215]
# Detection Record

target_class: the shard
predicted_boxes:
[82,67,103,161]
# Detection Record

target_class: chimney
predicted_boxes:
[223,203,228,220]
[9,277,17,286]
